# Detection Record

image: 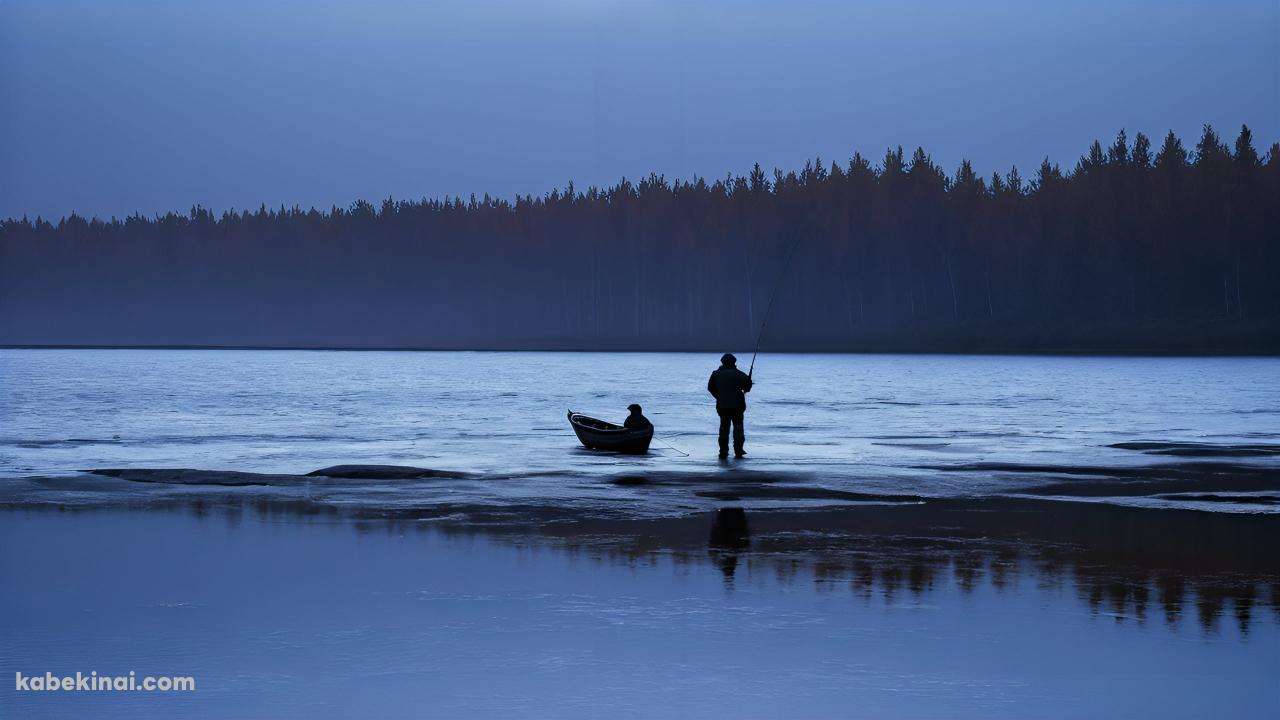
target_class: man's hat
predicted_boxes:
[721,353,737,365]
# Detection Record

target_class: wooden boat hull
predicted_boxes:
[567,410,653,454]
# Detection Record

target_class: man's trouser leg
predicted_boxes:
[731,411,745,455]
[717,410,731,456]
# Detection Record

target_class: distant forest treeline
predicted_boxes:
[2,125,1278,352]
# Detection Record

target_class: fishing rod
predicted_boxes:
[748,229,807,378]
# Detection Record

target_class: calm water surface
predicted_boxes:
[2,510,1277,720]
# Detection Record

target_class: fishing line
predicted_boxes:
[749,229,808,378]
[654,435,691,457]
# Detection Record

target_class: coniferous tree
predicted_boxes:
[1,128,1276,352]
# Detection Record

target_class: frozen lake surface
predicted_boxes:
[2,350,1278,717]
[1,349,1278,516]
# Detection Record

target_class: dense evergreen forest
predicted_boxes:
[2,125,1277,352]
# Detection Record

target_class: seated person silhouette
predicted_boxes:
[623,404,653,431]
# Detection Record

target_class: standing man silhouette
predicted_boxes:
[707,353,753,459]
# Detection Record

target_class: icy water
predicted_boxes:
[2,509,1278,720]
[1,349,1278,516]
[2,350,1279,717]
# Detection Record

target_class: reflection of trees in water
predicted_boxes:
[548,502,1279,637]
[740,533,1277,636]
[91,492,1280,636]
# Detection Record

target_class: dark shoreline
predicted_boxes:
[61,456,1280,503]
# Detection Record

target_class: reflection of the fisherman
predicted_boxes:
[709,507,750,585]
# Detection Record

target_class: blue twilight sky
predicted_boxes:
[1,0,1277,221]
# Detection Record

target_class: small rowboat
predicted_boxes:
[567,410,653,454]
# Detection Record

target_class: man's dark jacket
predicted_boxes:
[707,365,753,410]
